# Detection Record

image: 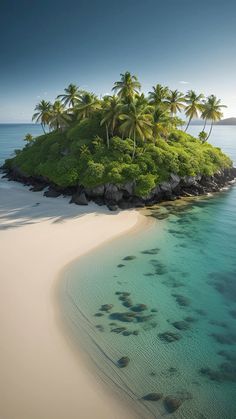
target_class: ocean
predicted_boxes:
[1,124,236,418]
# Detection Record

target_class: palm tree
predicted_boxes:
[152,104,172,138]
[119,102,153,159]
[24,133,34,143]
[57,83,81,108]
[76,92,100,120]
[112,72,141,102]
[166,90,186,117]
[49,101,71,131]
[100,95,122,148]
[32,100,52,133]
[184,90,204,132]
[201,95,226,141]
[148,84,169,106]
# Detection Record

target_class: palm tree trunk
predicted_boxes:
[202,119,207,131]
[105,123,110,149]
[206,120,213,141]
[184,117,191,132]
[41,123,46,134]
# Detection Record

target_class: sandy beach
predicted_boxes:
[0,177,142,419]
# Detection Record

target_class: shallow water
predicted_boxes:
[0,124,235,418]
[62,126,236,419]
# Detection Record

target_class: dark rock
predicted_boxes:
[111,327,126,334]
[30,184,45,192]
[117,264,125,268]
[122,330,132,336]
[141,248,160,255]
[118,201,134,210]
[184,316,197,323]
[159,331,181,343]
[172,321,190,331]
[123,255,136,261]
[94,312,104,317]
[122,299,133,308]
[173,294,191,307]
[133,330,139,336]
[164,397,182,413]
[211,332,236,345]
[107,203,118,211]
[100,304,113,312]
[105,184,123,202]
[131,197,145,207]
[142,393,163,401]
[44,189,61,198]
[84,185,105,198]
[95,325,104,332]
[72,192,88,205]
[151,308,158,313]
[110,312,136,322]
[117,356,130,368]
[131,304,148,312]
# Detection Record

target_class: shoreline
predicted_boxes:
[0,175,148,419]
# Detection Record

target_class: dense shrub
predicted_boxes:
[4,124,232,198]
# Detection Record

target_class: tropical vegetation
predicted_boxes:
[4,73,231,198]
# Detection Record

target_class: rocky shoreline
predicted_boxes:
[1,166,236,211]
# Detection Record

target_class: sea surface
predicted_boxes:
[1,124,236,418]
[0,123,43,165]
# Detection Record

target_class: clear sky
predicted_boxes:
[1,0,236,122]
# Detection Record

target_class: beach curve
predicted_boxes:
[0,176,147,419]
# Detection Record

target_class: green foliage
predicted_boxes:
[135,174,157,197]
[5,124,232,195]
[67,114,105,146]
[80,161,105,187]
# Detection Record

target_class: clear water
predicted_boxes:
[0,124,235,418]
[0,123,43,165]
[62,126,236,418]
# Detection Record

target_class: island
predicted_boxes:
[2,73,236,209]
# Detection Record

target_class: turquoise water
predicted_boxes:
[61,126,236,418]
[0,125,235,418]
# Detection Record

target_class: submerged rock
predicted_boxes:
[117,264,125,268]
[211,332,236,345]
[123,255,136,261]
[159,331,181,343]
[117,356,130,368]
[122,330,132,336]
[142,392,163,401]
[184,316,197,323]
[111,327,126,334]
[122,299,133,308]
[164,396,182,413]
[173,293,191,307]
[95,325,104,332]
[94,312,104,317]
[100,304,113,312]
[141,248,160,255]
[131,304,148,312]
[110,312,136,322]
[172,320,190,331]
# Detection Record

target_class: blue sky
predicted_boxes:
[1,0,236,122]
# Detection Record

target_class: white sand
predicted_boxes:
[0,177,143,419]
